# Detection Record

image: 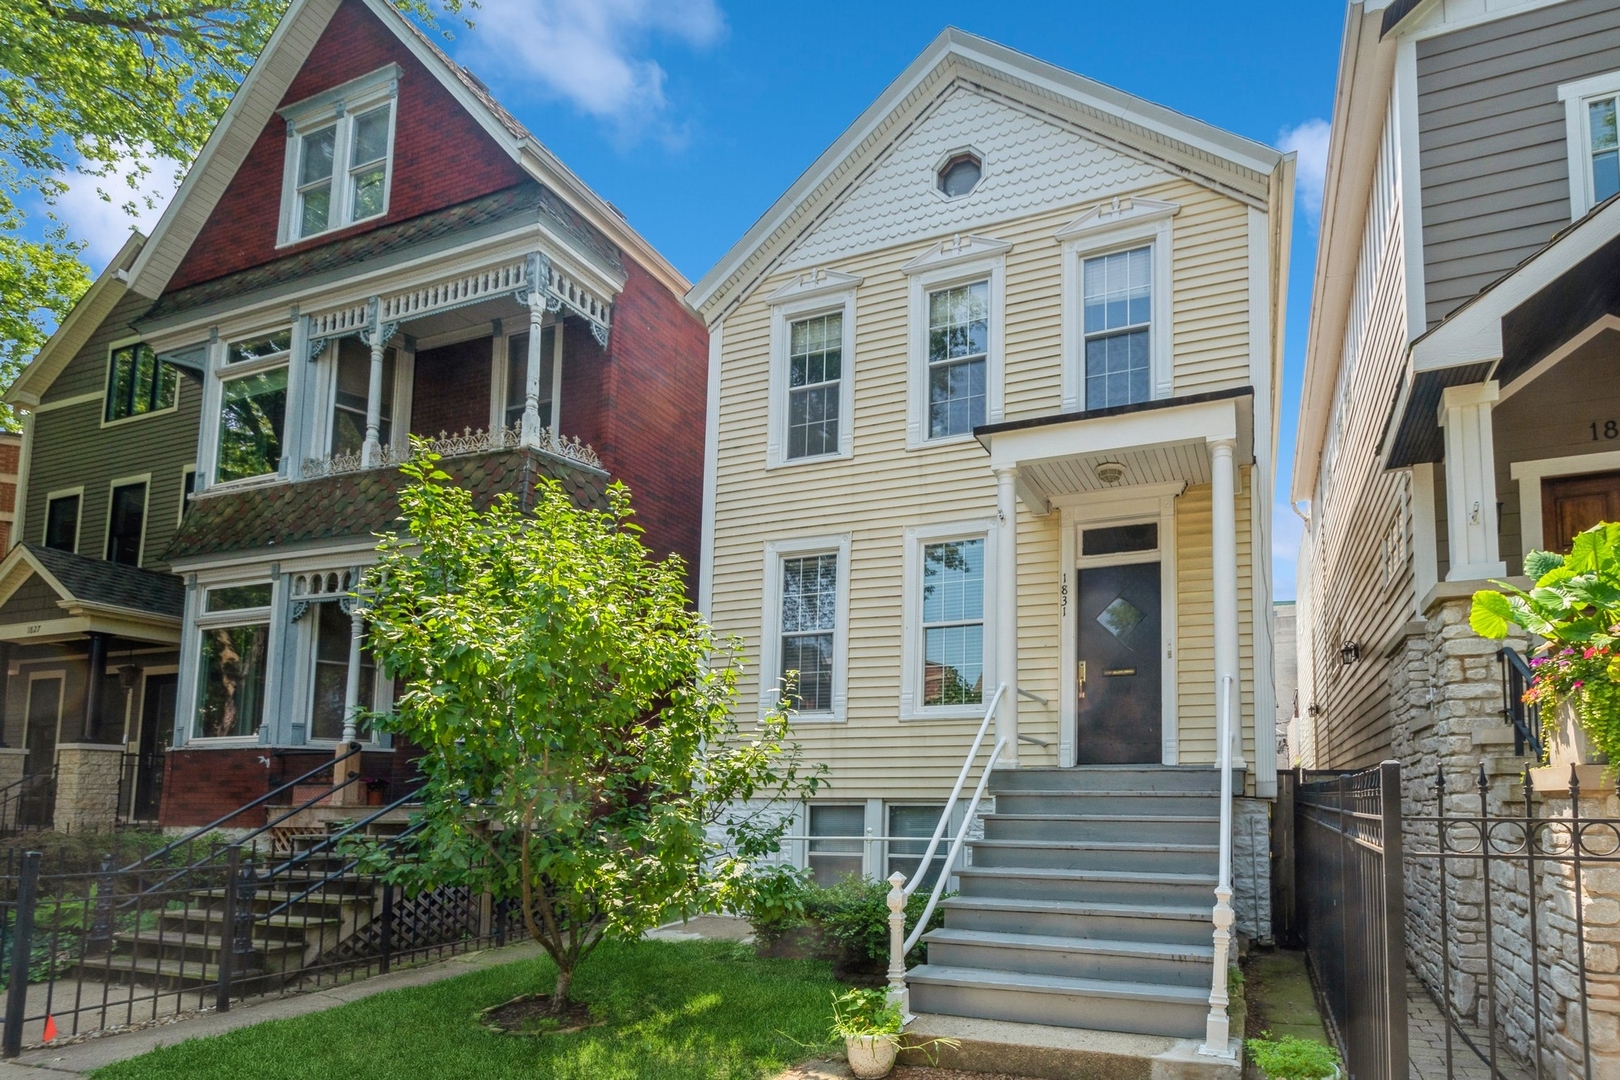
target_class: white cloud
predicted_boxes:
[1277,118,1331,228]
[53,150,182,272]
[1272,500,1305,601]
[458,0,723,141]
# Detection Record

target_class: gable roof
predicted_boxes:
[0,544,184,644]
[123,0,686,303]
[686,27,1287,324]
[5,232,145,409]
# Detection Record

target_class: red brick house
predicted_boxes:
[62,0,707,826]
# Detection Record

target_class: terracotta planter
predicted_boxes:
[366,789,386,806]
[846,1034,899,1079]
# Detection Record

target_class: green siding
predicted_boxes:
[0,577,66,625]
[27,291,202,571]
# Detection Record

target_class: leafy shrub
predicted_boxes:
[807,874,948,969]
[1246,1034,1340,1080]
[828,987,903,1039]
[732,863,814,947]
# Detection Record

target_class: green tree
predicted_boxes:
[0,0,468,420]
[360,453,822,1010]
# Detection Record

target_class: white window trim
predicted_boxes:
[100,337,181,429]
[43,486,84,553]
[1053,482,1182,766]
[205,331,292,489]
[1056,198,1178,412]
[766,277,858,469]
[127,664,179,749]
[903,239,1008,448]
[1559,70,1620,219]
[900,520,997,721]
[277,65,401,247]
[932,145,987,202]
[489,320,564,435]
[759,534,851,722]
[103,473,152,567]
[178,465,197,528]
[189,581,277,744]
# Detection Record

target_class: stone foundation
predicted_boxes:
[0,748,26,831]
[1391,595,1620,1080]
[52,744,124,833]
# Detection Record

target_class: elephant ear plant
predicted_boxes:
[1470,522,1620,762]
[355,449,823,1014]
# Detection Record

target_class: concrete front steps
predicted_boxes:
[907,765,1233,1041]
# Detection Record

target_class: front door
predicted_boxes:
[1075,563,1162,764]
[132,674,176,821]
[1543,470,1620,553]
[23,677,60,777]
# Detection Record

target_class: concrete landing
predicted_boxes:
[900,1014,1242,1080]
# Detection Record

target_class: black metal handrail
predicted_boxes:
[259,808,432,922]
[121,743,366,872]
[1498,646,1545,761]
[262,778,427,881]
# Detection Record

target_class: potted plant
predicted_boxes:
[830,988,902,1079]
[1471,522,1620,773]
[361,776,390,806]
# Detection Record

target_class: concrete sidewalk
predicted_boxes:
[0,942,545,1076]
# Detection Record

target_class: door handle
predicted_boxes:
[1077,661,1087,699]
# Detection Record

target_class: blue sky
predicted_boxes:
[66,0,1347,598]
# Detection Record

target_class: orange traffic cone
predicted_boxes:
[41,1015,57,1041]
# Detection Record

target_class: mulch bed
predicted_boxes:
[477,993,599,1036]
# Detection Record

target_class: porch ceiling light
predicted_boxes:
[117,664,141,692]
[1094,461,1127,486]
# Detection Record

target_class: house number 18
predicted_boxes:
[1594,420,1619,441]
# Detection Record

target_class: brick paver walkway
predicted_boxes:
[1408,971,1533,1080]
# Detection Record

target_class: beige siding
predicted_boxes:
[711,168,1260,799]
[1298,105,1417,770]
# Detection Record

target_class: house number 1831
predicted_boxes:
[1594,420,1619,441]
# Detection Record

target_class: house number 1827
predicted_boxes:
[1594,420,1619,441]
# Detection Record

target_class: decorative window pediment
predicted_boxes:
[1054,197,1180,242]
[900,234,1012,276]
[766,268,864,306]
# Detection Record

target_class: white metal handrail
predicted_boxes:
[1199,673,1238,1057]
[883,684,1006,1016]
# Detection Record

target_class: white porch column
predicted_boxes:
[521,289,545,445]
[340,599,364,745]
[994,467,1019,768]
[361,299,392,468]
[1439,381,1505,581]
[1209,438,1241,767]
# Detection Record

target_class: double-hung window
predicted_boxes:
[780,553,838,712]
[106,482,147,566]
[921,538,985,706]
[1082,247,1153,408]
[786,313,843,460]
[193,584,273,739]
[902,524,992,719]
[105,343,177,423]
[280,66,398,243]
[887,805,948,891]
[763,536,848,720]
[215,331,291,484]
[44,492,80,552]
[806,804,865,886]
[926,283,989,439]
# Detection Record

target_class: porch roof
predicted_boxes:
[0,545,183,644]
[1385,193,1620,468]
[974,386,1253,513]
[166,446,609,564]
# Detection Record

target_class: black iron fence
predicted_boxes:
[0,771,55,837]
[1294,760,1616,1080]
[0,810,520,1056]
[1296,763,1409,1080]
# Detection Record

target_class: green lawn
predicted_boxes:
[94,940,845,1080]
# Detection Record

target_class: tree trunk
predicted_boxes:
[550,966,573,1011]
